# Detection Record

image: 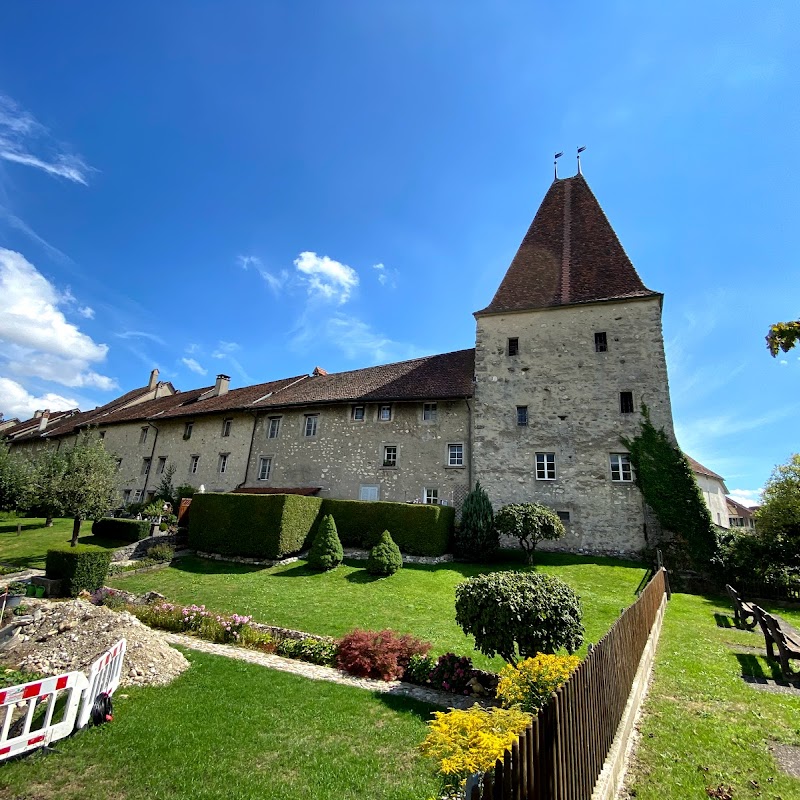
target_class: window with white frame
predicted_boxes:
[609,453,632,482]
[141,457,151,476]
[447,443,464,467]
[222,418,232,437]
[351,405,365,421]
[139,426,148,444]
[157,457,167,475]
[134,489,143,502]
[359,485,379,501]
[423,403,437,422]
[116,458,123,471]
[383,445,397,467]
[535,452,556,480]
[123,489,131,504]
[517,406,528,426]
[218,453,229,474]
[424,488,439,505]
[258,456,272,480]
[304,415,318,437]
[190,455,199,474]
[379,405,392,421]
[267,417,281,439]
[183,421,194,440]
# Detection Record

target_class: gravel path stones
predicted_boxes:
[164,632,493,710]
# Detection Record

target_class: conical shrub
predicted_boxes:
[366,530,403,576]
[308,514,343,571]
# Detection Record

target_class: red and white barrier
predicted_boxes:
[0,671,88,760]
[76,638,127,729]
[0,639,126,761]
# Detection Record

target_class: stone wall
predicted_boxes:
[472,296,675,555]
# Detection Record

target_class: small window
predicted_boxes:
[268,417,281,439]
[620,391,634,414]
[146,490,156,502]
[424,488,439,505]
[222,418,232,437]
[507,337,519,356]
[447,443,464,467]
[535,452,556,481]
[359,485,379,501]
[133,489,143,502]
[610,453,632,482]
[123,489,131,504]
[258,456,272,481]
[379,405,392,421]
[383,445,397,467]
[183,421,194,440]
[423,403,437,422]
[190,455,200,474]
[157,457,167,475]
[116,458,123,471]
[595,332,608,352]
[516,406,528,426]
[304,415,318,437]
[141,457,151,476]
[218,453,229,474]
[352,406,365,421]
[557,511,571,523]
[99,431,106,440]
[139,426,148,445]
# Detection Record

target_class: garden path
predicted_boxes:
[164,632,493,710]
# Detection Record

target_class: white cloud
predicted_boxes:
[0,94,91,185]
[0,248,116,394]
[372,262,399,289]
[294,251,358,304]
[78,305,94,319]
[116,330,166,346]
[0,206,71,263]
[211,340,240,358]
[181,357,208,376]
[727,488,763,508]
[238,255,287,294]
[0,377,81,420]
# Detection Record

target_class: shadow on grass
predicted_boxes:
[714,612,734,629]
[168,555,265,576]
[376,689,437,722]
[0,522,48,535]
[734,652,785,682]
[345,569,383,584]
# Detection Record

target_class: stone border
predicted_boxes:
[194,548,454,567]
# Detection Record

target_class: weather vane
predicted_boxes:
[577,146,586,175]
[554,151,563,180]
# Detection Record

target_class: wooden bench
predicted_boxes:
[753,606,800,680]
[725,584,757,630]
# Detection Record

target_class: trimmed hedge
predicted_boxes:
[46,545,112,596]
[92,517,150,542]
[188,493,323,559]
[320,498,454,556]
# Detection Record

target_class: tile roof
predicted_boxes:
[685,455,725,482]
[726,496,758,516]
[2,409,80,441]
[476,174,659,315]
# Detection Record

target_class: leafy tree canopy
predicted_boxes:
[0,445,34,512]
[766,320,800,357]
[493,503,565,564]
[755,453,800,567]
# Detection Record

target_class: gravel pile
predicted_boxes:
[2,598,189,687]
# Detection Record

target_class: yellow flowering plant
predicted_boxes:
[419,704,531,794]
[496,653,581,713]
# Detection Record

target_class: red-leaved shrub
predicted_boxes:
[336,628,431,681]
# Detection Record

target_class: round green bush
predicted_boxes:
[366,530,403,576]
[308,514,343,571]
[455,571,584,663]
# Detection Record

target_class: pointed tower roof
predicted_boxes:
[476,174,659,316]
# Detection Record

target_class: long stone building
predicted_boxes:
[2,173,676,555]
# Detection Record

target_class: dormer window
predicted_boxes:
[507,337,519,356]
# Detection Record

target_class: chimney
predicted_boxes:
[312,366,328,377]
[148,368,159,390]
[38,409,50,432]
[213,374,230,397]
[33,410,43,419]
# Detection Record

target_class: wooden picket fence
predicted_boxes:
[469,567,668,800]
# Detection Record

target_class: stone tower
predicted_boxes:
[472,173,674,555]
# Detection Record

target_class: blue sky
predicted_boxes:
[0,2,797,505]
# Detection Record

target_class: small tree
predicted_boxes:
[455,571,584,664]
[59,431,119,546]
[31,447,67,526]
[366,530,403,576]
[0,445,33,513]
[308,513,344,571]
[494,503,565,564]
[755,453,800,568]
[154,463,177,507]
[454,481,497,560]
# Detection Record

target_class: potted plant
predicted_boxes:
[2,582,28,609]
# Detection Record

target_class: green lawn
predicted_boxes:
[624,594,800,799]
[0,517,126,571]
[109,551,648,670]
[0,648,440,800]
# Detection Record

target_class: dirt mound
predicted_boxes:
[3,598,189,686]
